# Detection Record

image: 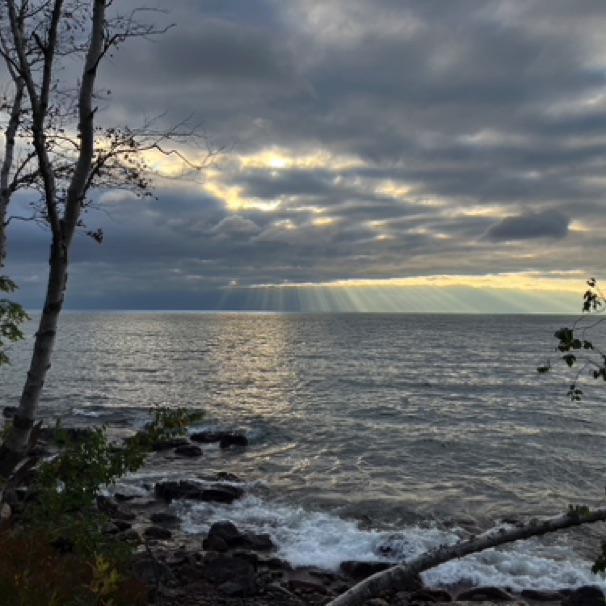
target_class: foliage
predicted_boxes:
[537,278,606,401]
[0,405,203,603]
[23,406,202,560]
[0,276,28,367]
[0,530,147,606]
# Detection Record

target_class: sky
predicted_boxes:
[4,0,606,313]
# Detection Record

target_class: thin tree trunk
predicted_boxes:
[0,77,24,267]
[327,509,606,606]
[0,0,106,479]
[0,244,67,477]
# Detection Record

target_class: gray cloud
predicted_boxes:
[5,0,606,310]
[485,210,571,241]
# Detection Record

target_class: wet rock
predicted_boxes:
[411,587,454,601]
[457,585,517,601]
[340,560,393,582]
[242,532,275,551]
[202,536,229,552]
[202,556,257,596]
[232,550,260,567]
[96,495,136,521]
[150,512,181,526]
[152,437,190,452]
[189,431,248,448]
[366,599,389,606]
[144,525,173,540]
[131,553,174,585]
[155,480,204,502]
[219,433,248,448]
[563,585,606,605]
[201,483,244,503]
[287,579,330,595]
[173,444,203,457]
[208,520,244,546]
[521,588,566,601]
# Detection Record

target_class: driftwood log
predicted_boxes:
[327,508,606,606]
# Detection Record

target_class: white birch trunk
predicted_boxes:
[0,0,106,478]
[327,509,606,606]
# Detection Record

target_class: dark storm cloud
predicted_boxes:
[485,210,571,242]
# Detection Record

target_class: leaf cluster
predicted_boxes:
[0,275,28,367]
[537,278,606,401]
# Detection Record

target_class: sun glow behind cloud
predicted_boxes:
[225,271,584,313]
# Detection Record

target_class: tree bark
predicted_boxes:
[327,509,606,606]
[0,0,107,479]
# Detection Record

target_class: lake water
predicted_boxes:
[3,312,606,591]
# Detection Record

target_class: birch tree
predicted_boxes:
[0,0,207,478]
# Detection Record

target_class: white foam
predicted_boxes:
[178,495,606,592]
[71,407,104,417]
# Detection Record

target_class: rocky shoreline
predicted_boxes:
[100,430,606,606]
[4,420,606,605]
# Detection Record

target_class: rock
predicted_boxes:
[261,556,293,571]
[366,599,389,606]
[208,520,244,546]
[150,512,181,526]
[144,525,173,540]
[131,553,174,585]
[457,586,517,601]
[202,556,257,596]
[202,536,229,552]
[173,444,203,457]
[152,437,190,452]
[2,406,16,418]
[521,588,566,601]
[287,579,330,595]
[201,483,245,503]
[219,433,248,448]
[232,550,260,567]
[96,495,136,521]
[155,480,204,502]
[189,432,222,444]
[242,532,275,551]
[340,560,393,582]
[563,586,606,605]
[411,587,454,601]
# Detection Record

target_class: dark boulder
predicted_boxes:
[155,480,204,502]
[207,520,244,546]
[201,483,244,504]
[521,589,567,602]
[202,536,229,552]
[242,532,275,551]
[150,512,181,526]
[190,431,248,448]
[219,433,248,448]
[563,586,606,605]
[174,444,203,457]
[152,437,190,452]
[457,586,516,601]
[144,525,173,540]
[202,556,257,597]
[411,588,454,602]
[287,579,330,595]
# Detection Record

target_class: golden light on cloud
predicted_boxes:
[252,270,587,295]
[444,204,509,219]
[239,147,365,172]
[374,180,412,199]
[204,179,280,212]
[312,217,336,227]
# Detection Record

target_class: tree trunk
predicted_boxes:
[0,242,67,478]
[327,508,606,606]
[0,0,106,479]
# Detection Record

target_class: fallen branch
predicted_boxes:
[327,508,606,606]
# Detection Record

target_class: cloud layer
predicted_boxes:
[5,0,606,311]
